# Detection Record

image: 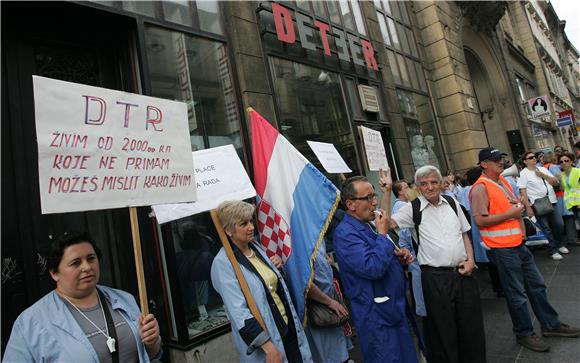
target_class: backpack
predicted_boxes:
[410,195,469,251]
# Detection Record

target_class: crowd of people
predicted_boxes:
[4,144,580,363]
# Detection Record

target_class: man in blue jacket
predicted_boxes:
[333,176,417,363]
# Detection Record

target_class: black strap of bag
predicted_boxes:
[411,194,459,247]
[98,289,119,363]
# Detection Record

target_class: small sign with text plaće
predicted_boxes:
[152,145,256,224]
[33,75,195,214]
[359,125,389,171]
[306,141,352,174]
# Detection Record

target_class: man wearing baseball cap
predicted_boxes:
[470,147,579,352]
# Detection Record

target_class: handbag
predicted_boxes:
[307,297,349,328]
[531,178,554,216]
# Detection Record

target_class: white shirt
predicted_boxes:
[517,167,557,204]
[392,195,471,267]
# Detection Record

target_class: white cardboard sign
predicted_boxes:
[359,126,389,171]
[152,145,256,224]
[306,141,352,174]
[33,76,196,214]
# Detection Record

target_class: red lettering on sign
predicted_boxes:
[361,39,378,71]
[273,2,295,44]
[314,20,331,56]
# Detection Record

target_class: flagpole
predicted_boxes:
[210,209,266,330]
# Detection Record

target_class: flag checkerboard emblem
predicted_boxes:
[257,199,292,262]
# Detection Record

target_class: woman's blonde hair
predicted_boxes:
[216,200,255,233]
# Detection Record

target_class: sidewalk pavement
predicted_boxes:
[347,244,580,362]
[481,244,580,363]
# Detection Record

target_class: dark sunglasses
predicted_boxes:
[524,156,536,160]
[559,159,572,164]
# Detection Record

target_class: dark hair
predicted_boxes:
[558,152,575,163]
[341,176,368,206]
[465,167,483,185]
[48,232,102,273]
[521,150,535,160]
[535,151,544,159]
[574,141,580,150]
[392,179,409,198]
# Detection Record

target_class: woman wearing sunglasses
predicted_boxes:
[518,151,567,260]
[558,152,580,246]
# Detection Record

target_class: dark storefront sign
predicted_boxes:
[271,2,378,71]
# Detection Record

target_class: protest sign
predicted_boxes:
[359,125,389,171]
[306,141,352,173]
[33,76,195,214]
[152,144,256,224]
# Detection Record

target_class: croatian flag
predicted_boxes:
[250,109,339,322]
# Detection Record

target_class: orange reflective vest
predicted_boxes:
[472,175,523,248]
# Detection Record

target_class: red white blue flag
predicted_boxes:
[250,108,339,322]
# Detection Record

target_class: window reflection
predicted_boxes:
[171,215,229,338]
[162,0,194,27]
[145,26,242,154]
[398,90,443,170]
[197,1,224,34]
[269,57,359,183]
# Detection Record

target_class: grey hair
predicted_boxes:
[414,165,443,184]
[216,200,255,233]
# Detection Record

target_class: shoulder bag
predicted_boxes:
[307,293,349,328]
[532,177,554,216]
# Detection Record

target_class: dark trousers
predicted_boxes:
[282,317,303,363]
[421,266,486,363]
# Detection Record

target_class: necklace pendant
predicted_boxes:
[106,336,116,353]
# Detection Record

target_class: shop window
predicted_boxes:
[311,0,327,18]
[338,0,356,33]
[396,53,411,87]
[350,0,367,36]
[111,1,224,36]
[415,61,428,92]
[165,214,229,339]
[378,15,391,46]
[197,0,224,34]
[269,57,360,182]
[145,26,242,154]
[144,26,243,341]
[407,28,419,57]
[399,1,410,25]
[387,50,401,84]
[406,58,420,90]
[162,1,195,27]
[296,0,310,11]
[345,77,364,119]
[398,90,444,170]
[327,1,342,25]
[387,18,400,50]
[397,23,410,54]
[121,1,156,17]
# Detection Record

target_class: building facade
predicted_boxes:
[2,1,579,361]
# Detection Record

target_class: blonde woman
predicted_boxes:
[210,200,312,363]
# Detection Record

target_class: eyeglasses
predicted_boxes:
[524,156,536,160]
[559,159,572,164]
[350,193,377,202]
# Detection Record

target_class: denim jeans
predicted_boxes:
[535,205,564,254]
[489,245,561,337]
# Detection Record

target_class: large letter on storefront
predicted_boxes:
[273,3,295,44]
[361,39,379,71]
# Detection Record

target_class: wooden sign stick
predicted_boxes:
[129,207,149,315]
[210,209,266,330]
